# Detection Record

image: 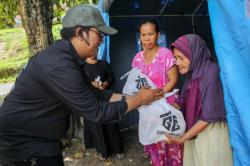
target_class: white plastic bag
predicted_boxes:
[138,98,186,145]
[121,68,186,145]
[121,68,156,95]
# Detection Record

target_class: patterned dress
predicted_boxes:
[132,47,183,166]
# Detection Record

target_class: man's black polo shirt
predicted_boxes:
[0,39,127,164]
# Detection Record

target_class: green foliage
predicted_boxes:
[0,0,18,29]
[0,27,29,83]
[0,0,99,29]
[54,4,64,24]
[0,95,6,102]
[0,24,62,83]
[0,0,99,82]
[53,24,62,40]
[53,0,99,24]
[58,0,98,7]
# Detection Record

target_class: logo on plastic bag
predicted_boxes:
[136,76,149,89]
[160,111,180,132]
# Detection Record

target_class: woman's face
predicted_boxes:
[173,48,190,74]
[140,23,159,50]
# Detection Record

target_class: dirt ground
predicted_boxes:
[63,127,151,166]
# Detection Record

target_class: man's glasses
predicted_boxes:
[90,28,105,40]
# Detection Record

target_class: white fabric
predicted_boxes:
[183,122,233,166]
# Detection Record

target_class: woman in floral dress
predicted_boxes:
[132,19,183,166]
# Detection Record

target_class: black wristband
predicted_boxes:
[121,95,126,101]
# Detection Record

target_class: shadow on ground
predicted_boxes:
[63,127,151,166]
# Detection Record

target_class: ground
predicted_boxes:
[63,127,151,166]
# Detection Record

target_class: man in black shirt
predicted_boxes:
[0,4,163,166]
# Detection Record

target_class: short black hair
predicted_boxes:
[138,19,160,33]
[60,26,90,40]
[60,27,76,40]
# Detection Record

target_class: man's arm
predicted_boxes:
[110,87,164,112]
[45,66,163,123]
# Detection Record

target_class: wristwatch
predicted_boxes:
[121,95,127,101]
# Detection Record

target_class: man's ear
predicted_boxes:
[75,27,89,41]
[75,27,84,39]
[75,27,90,46]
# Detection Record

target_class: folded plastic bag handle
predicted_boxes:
[164,89,179,98]
[120,71,130,80]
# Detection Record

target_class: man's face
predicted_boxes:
[85,28,104,58]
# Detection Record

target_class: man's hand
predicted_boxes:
[137,87,164,105]
[124,87,164,112]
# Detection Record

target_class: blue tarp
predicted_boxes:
[208,0,250,165]
[97,0,111,63]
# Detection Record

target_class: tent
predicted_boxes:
[107,0,213,128]
[98,0,250,164]
[208,1,250,165]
